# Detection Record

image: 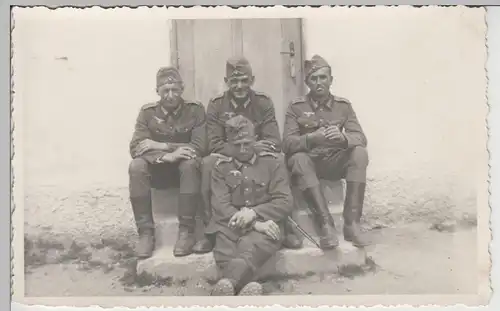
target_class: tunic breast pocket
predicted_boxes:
[253,178,269,197]
[174,121,196,143]
[149,120,174,142]
[297,116,320,135]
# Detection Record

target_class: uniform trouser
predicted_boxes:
[287,146,369,190]
[129,157,202,230]
[201,155,219,224]
[213,230,282,292]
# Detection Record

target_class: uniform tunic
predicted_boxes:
[207,152,293,289]
[206,90,282,156]
[129,99,206,194]
[283,94,369,189]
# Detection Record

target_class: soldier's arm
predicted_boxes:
[129,109,167,163]
[206,100,233,156]
[282,104,310,155]
[211,164,240,223]
[187,105,207,157]
[252,160,293,222]
[342,104,367,148]
[258,98,282,152]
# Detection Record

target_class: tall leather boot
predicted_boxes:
[303,186,339,249]
[131,197,155,258]
[192,197,214,254]
[173,194,198,257]
[343,182,369,247]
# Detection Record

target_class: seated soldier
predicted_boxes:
[200,56,303,252]
[207,115,294,296]
[283,55,370,249]
[128,66,208,258]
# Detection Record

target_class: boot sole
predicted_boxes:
[192,249,213,254]
[173,251,194,257]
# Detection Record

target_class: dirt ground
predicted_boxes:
[24,222,478,297]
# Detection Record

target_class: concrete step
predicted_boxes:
[151,179,346,217]
[150,179,347,249]
[139,179,366,283]
[136,238,369,283]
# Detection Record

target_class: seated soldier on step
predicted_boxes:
[283,55,370,249]
[200,56,303,252]
[207,115,294,296]
[128,66,208,258]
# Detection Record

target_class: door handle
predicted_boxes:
[281,41,296,78]
[280,41,295,57]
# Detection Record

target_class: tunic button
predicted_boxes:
[245,200,250,205]
[244,177,248,180]
[245,188,250,192]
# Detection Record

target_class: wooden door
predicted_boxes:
[170,18,305,132]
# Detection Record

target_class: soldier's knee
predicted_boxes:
[287,152,313,168]
[202,155,219,169]
[179,158,200,172]
[350,146,369,167]
[129,158,148,175]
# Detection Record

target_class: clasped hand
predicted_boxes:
[308,125,346,146]
[135,139,167,156]
[162,146,196,162]
[228,207,257,229]
[253,140,278,153]
[253,220,280,241]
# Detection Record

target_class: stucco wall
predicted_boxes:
[302,7,487,223]
[15,7,486,242]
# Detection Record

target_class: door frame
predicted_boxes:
[169,18,306,115]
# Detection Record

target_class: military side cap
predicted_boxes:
[225,115,255,143]
[304,54,331,78]
[156,66,183,88]
[226,56,252,78]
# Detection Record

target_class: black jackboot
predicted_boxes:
[343,182,369,247]
[173,194,198,257]
[303,186,339,249]
[130,197,155,258]
[192,198,214,254]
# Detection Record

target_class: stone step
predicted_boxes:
[151,179,346,218]
[151,208,348,249]
[150,179,347,249]
[136,238,369,283]
[137,180,371,284]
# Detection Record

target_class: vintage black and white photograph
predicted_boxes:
[12,5,490,307]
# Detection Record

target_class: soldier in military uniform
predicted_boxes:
[200,56,303,252]
[283,55,369,249]
[128,66,208,258]
[208,115,294,296]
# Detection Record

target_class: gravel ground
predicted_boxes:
[24,223,478,297]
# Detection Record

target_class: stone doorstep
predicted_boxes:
[151,179,346,218]
[136,238,368,283]
[152,208,346,248]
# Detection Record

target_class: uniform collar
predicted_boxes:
[231,97,251,110]
[225,90,254,110]
[308,93,333,111]
[234,153,257,169]
[158,99,184,119]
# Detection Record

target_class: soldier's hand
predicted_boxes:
[163,146,196,162]
[136,139,167,156]
[229,208,257,229]
[307,127,327,146]
[254,220,280,241]
[324,126,346,143]
[254,140,277,153]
